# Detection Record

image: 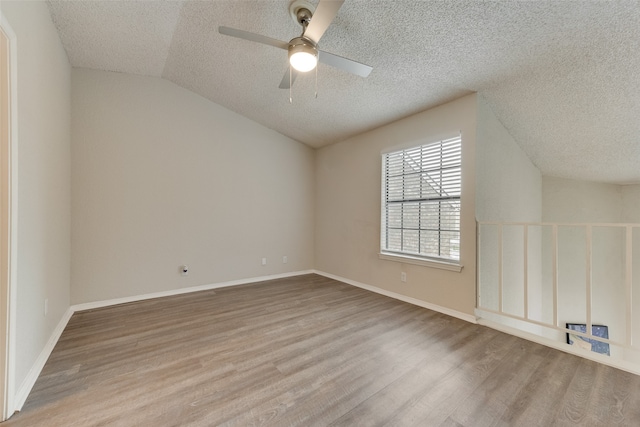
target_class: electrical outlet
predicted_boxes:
[283,255,288,264]
[180,265,188,276]
[262,257,267,266]
[400,272,407,282]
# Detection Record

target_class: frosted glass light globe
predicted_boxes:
[289,51,318,72]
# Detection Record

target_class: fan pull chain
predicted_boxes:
[289,66,293,104]
[315,62,318,99]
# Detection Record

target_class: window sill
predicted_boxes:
[379,252,463,272]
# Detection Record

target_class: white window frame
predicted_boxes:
[379,135,463,272]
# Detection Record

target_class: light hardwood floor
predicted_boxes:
[4,274,640,426]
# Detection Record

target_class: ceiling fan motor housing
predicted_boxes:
[289,37,317,54]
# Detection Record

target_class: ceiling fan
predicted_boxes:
[219,0,373,90]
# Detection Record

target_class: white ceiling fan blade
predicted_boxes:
[218,26,289,50]
[319,50,372,78]
[279,67,299,89]
[303,0,344,44]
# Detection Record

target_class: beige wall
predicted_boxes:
[71,69,315,304]
[622,184,640,222]
[315,94,477,316]
[0,0,71,395]
[543,177,622,223]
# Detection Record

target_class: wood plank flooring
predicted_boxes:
[4,274,640,426]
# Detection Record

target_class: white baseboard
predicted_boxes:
[14,307,74,411]
[313,270,477,324]
[72,270,315,312]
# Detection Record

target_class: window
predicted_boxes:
[381,135,462,267]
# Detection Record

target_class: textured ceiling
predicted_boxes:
[47,0,640,184]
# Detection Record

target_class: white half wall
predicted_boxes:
[71,69,315,304]
[0,0,71,404]
[624,185,640,362]
[315,94,478,316]
[542,176,631,359]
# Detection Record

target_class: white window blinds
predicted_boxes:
[381,136,461,262]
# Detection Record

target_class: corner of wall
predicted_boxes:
[2,0,73,413]
[14,307,73,411]
[475,95,542,223]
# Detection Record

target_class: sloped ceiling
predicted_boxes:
[47,0,640,184]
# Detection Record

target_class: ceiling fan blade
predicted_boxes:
[218,26,289,50]
[279,67,299,89]
[319,50,372,78]
[303,0,345,44]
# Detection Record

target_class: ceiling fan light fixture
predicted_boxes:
[288,37,318,72]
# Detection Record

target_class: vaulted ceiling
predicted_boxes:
[46,0,640,184]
